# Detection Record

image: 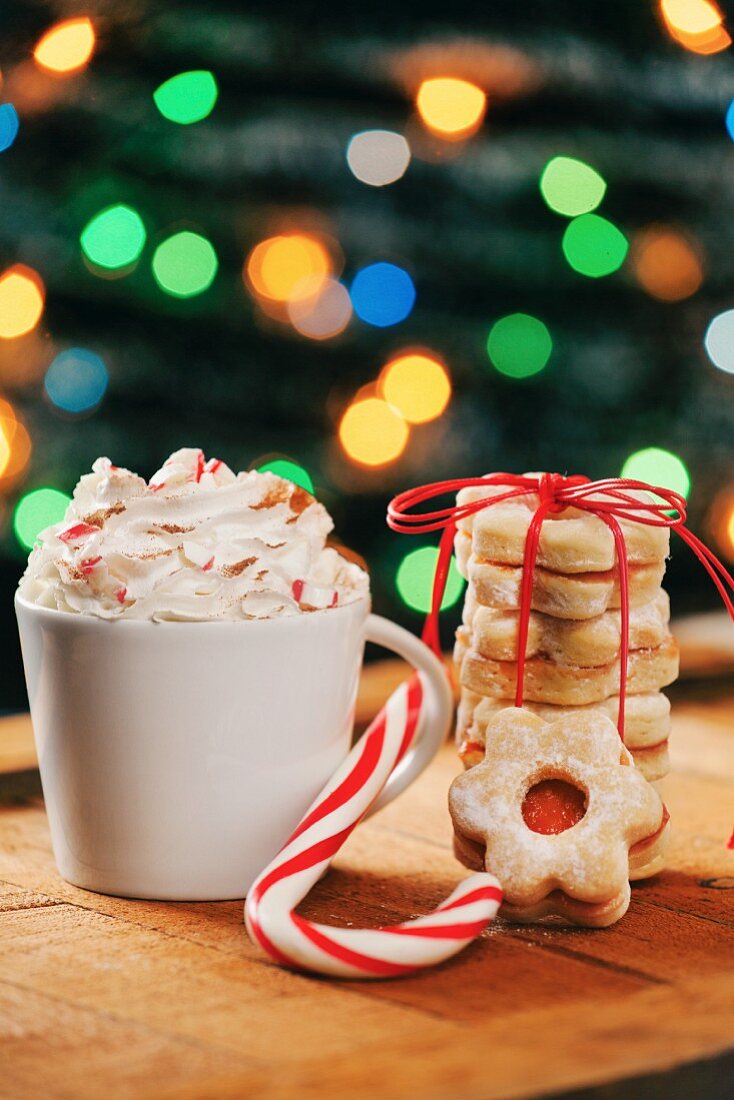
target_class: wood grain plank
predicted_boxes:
[0,982,262,1100]
[1,676,733,1100]
[150,973,734,1100]
[0,903,460,1062]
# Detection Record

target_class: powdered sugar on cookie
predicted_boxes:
[449,707,667,927]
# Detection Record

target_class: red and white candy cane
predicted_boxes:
[245,674,502,978]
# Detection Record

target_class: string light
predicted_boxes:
[14,488,71,550]
[0,265,45,339]
[416,77,486,140]
[33,17,95,75]
[153,71,218,125]
[338,396,409,467]
[45,348,108,413]
[539,156,606,217]
[631,227,703,301]
[379,352,451,423]
[727,99,734,141]
[660,0,730,52]
[350,263,415,327]
[80,205,147,271]
[562,214,628,278]
[152,231,218,298]
[287,278,352,339]
[487,314,552,379]
[246,235,331,304]
[346,130,411,187]
[396,546,465,613]
[704,309,734,374]
[257,459,314,493]
[0,104,20,153]
[621,447,690,498]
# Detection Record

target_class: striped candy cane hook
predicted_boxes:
[245,674,502,978]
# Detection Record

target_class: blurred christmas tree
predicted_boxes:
[1,0,734,706]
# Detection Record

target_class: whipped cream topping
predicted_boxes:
[19,448,369,621]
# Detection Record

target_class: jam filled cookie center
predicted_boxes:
[522,778,587,835]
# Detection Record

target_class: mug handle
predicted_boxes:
[361,614,454,816]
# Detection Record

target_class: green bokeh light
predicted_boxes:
[152,232,218,298]
[396,547,465,613]
[486,313,552,379]
[14,488,72,550]
[153,71,218,125]
[539,156,607,217]
[621,447,690,500]
[562,214,628,278]
[80,204,146,270]
[257,459,314,494]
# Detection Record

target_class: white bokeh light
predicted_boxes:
[346,130,411,187]
[288,278,352,340]
[704,309,734,374]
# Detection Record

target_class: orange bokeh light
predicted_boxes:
[660,0,730,53]
[670,24,730,51]
[661,0,721,34]
[0,417,11,478]
[338,396,409,467]
[379,352,452,424]
[0,265,45,339]
[34,17,96,75]
[0,398,31,487]
[707,487,734,561]
[245,234,332,303]
[631,227,704,301]
[416,77,487,140]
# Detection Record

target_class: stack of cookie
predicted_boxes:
[453,479,680,791]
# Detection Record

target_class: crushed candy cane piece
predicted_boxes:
[58,523,100,544]
[80,556,102,576]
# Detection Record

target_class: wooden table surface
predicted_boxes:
[2,664,734,1100]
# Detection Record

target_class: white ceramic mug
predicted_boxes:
[15,593,452,900]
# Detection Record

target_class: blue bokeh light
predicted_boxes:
[45,348,109,413]
[350,262,416,327]
[726,99,734,143]
[0,104,20,153]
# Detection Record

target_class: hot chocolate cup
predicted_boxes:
[15,593,451,900]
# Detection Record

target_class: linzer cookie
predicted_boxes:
[456,690,671,783]
[462,589,671,666]
[458,553,666,621]
[456,632,679,706]
[454,480,670,572]
[449,708,668,927]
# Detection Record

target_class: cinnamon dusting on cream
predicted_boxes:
[83,502,126,527]
[221,557,257,578]
[250,485,290,510]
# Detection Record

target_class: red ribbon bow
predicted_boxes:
[388,473,734,848]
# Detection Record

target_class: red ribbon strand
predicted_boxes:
[388,472,734,849]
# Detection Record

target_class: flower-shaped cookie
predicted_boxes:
[449,707,667,927]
